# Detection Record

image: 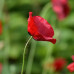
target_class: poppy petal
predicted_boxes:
[28,12,56,44]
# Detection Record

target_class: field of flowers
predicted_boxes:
[0,0,74,74]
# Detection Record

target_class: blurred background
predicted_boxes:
[0,0,74,74]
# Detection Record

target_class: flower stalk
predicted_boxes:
[21,36,32,74]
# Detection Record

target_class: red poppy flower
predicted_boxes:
[0,63,2,73]
[0,21,2,35]
[72,55,74,61]
[67,55,74,72]
[52,0,70,20]
[28,12,56,44]
[67,62,74,72]
[53,58,66,71]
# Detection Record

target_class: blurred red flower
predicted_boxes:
[72,55,74,61]
[28,12,56,44]
[0,63,2,74]
[53,58,66,71]
[67,62,74,72]
[52,0,70,20]
[0,21,2,35]
[67,55,74,72]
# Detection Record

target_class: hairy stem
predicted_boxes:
[21,36,32,74]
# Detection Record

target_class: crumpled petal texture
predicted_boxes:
[52,0,70,20]
[28,12,56,44]
[0,21,2,35]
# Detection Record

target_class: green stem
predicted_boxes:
[26,39,36,74]
[21,36,32,74]
[40,3,52,17]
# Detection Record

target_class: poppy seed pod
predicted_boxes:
[28,12,56,44]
